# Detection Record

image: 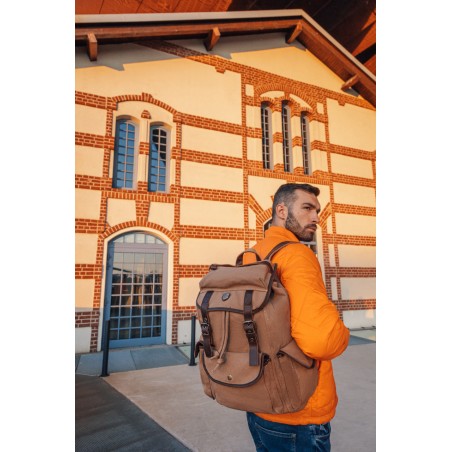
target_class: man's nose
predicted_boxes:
[312,211,319,223]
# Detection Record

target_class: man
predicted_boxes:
[245,183,350,451]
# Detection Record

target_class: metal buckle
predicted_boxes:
[201,322,211,336]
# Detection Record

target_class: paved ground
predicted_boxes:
[75,333,375,451]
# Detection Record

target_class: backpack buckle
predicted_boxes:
[201,322,211,336]
[243,320,257,340]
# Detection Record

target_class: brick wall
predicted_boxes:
[75,40,376,351]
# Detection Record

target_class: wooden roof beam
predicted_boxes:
[75,18,301,43]
[204,27,221,51]
[341,74,359,91]
[87,33,98,61]
[286,21,302,44]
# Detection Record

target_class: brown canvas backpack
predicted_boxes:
[194,241,319,414]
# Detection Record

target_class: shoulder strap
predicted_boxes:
[264,240,299,261]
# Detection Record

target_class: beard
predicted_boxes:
[285,209,316,242]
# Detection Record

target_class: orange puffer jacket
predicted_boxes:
[245,226,350,425]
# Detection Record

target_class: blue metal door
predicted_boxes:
[103,232,168,348]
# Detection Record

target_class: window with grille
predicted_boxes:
[301,113,312,175]
[282,102,292,172]
[113,120,137,189]
[261,104,272,169]
[148,126,169,192]
[105,232,168,347]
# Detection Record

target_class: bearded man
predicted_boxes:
[245,183,350,452]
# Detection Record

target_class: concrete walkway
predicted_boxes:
[76,334,375,451]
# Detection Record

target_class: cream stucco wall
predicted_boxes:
[178,319,201,344]
[309,120,326,142]
[75,104,107,135]
[330,277,338,301]
[311,149,328,173]
[75,327,92,354]
[292,145,303,169]
[328,244,336,267]
[149,202,174,231]
[171,34,354,96]
[182,125,242,158]
[340,277,376,300]
[338,245,376,267]
[335,213,376,236]
[327,99,376,151]
[180,161,243,192]
[106,198,136,227]
[137,154,148,184]
[76,44,242,124]
[178,277,202,307]
[75,189,102,220]
[179,238,244,265]
[75,146,104,177]
[273,143,284,167]
[331,154,374,179]
[333,183,376,207]
[248,207,257,230]
[75,279,95,310]
[246,105,260,129]
[247,136,262,162]
[326,217,333,234]
[180,199,244,228]
[75,233,98,264]
[248,176,287,212]
[343,309,376,329]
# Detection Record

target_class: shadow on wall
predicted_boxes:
[75,33,307,71]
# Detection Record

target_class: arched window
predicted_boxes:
[301,112,312,175]
[113,119,137,189]
[260,104,273,170]
[104,231,168,348]
[148,126,170,192]
[282,102,292,172]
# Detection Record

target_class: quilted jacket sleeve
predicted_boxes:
[278,245,350,361]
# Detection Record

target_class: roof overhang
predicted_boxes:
[75,10,376,107]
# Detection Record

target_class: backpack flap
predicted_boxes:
[196,261,275,310]
[200,350,267,387]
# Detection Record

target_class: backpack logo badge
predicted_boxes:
[221,292,231,301]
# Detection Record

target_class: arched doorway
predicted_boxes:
[103,231,168,348]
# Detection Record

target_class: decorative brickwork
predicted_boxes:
[75,39,376,352]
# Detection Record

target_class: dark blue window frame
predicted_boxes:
[113,120,137,189]
[148,126,169,192]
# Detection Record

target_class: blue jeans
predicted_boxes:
[246,412,331,452]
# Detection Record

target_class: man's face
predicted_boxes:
[284,190,321,242]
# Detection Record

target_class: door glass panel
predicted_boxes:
[106,232,166,347]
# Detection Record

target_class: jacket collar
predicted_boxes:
[265,226,299,242]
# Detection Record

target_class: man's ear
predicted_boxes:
[275,203,287,221]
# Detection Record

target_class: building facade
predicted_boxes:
[75,15,376,354]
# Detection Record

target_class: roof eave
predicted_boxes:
[75,10,376,106]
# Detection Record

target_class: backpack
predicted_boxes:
[194,241,319,414]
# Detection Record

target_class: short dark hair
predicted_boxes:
[271,183,320,219]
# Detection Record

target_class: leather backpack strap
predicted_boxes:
[264,241,299,261]
[236,249,262,265]
[243,290,259,366]
[200,291,214,358]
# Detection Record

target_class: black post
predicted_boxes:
[189,315,197,366]
[100,319,111,377]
